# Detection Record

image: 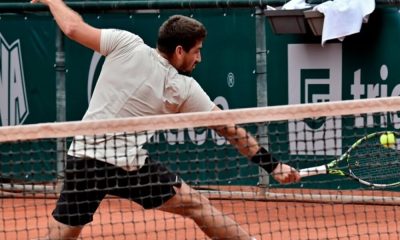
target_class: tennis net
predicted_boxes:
[2,97,400,239]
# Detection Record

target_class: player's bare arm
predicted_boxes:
[211,106,300,184]
[30,0,101,52]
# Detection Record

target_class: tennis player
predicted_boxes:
[31,0,300,239]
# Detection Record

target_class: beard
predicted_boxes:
[178,63,197,76]
[178,70,192,76]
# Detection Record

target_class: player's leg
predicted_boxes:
[46,218,83,240]
[112,157,254,240]
[159,182,252,240]
[45,157,108,239]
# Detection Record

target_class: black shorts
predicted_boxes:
[52,155,181,226]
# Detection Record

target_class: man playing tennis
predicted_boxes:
[31,0,301,239]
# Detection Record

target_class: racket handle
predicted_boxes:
[299,165,328,178]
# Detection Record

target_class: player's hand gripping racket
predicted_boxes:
[299,131,400,188]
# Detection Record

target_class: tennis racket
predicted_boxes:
[299,131,400,188]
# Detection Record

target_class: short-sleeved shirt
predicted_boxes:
[69,29,215,170]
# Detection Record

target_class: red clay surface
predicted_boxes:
[2,195,400,240]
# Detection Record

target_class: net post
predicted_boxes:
[55,27,66,182]
[255,6,270,193]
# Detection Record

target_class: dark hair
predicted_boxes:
[157,15,207,57]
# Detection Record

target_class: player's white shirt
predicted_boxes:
[69,29,215,171]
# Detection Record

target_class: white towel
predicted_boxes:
[314,0,375,45]
[282,0,311,10]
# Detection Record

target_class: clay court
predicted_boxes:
[2,189,400,240]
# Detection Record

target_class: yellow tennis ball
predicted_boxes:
[380,132,396,148]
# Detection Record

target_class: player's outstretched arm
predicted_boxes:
[211,106,300,184]
[30,0,101,52]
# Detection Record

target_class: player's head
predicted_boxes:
[157,15,207,75]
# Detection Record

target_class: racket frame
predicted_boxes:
[299,131,400,188]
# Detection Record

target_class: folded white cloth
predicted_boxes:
[282,0,311,10]
[314,0,375,45]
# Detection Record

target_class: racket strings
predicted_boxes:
[347,138,400,185]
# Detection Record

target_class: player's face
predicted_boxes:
[178,41,202,75]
